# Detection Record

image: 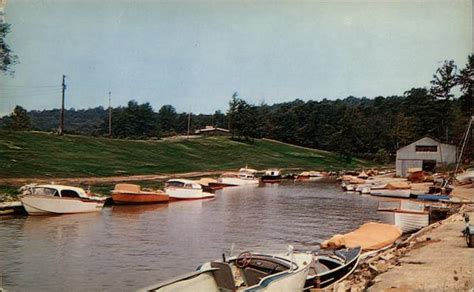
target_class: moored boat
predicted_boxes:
[20,184,105,215]
[111,184,169,205]
[370,181,412,198]
[165,179,215,200]
[305,247,361,290]
[377,200,429,233]
[218,167,260,186]
[261,169,282,183]
[296,171,326,182]
[140,250,312,292]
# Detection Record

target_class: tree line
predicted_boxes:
[1,55,472,162]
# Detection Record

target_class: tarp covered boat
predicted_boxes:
[321,222,402,250]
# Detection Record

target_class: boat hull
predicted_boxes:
[165,188,215,200]
[295,176,324,182]
[20,195,104,215]
[378,211,429,233]
[218,177,260,186]
[111,192,169,205]
[305,247,361,290]
[261,175,282,183]
[370,189,411,198]
[141,253,312,292]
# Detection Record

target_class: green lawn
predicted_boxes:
[0,131,372,179]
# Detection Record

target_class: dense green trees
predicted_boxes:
[1,55,472,162]
[2,106,31,130]
[0,23,18,75]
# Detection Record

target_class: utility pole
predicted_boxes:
[187,112,191,138]
[108,91,112,136]
[59,75,66,135]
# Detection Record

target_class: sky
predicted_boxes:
[0,0,472,116]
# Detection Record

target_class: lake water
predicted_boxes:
[0,182,383,291]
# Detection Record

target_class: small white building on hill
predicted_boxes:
[396,137,458,177]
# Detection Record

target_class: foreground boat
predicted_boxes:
[164,179,215,200]
[377,201,429,233]
[305,247,361,290]
[111,184,169,205]
[218,167,260,186]
[261,169,282,183]
[140,250,312,292]
[20,184,105,215]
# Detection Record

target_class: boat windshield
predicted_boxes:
[61,189,81,198]
[166,181,185,188]
[31,187,58,197]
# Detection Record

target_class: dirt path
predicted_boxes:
[0,171,226,186]
[367,210,474,291]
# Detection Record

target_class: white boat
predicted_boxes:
[164,179,215,200]
[140,250,312,292]
[218,167,260,186]
[296,171,326,181]
[370,189,411,198]
[370,181,411,198]
[20,184,105,215]
[377,201,429,233]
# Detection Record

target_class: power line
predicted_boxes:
[1,85,61,88]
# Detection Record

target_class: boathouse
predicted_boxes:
[395,137,458,177]
[195,126,230,136]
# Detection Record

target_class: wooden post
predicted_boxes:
[108,91,112,136]
[59,75,66,135]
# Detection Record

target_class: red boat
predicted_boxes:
[111,184,169,205]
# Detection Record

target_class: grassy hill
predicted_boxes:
[0,131,372,178]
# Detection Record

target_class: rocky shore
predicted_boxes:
[328,185,474,292]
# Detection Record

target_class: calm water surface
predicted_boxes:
[0,182,383,291]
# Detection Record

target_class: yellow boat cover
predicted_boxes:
[321,222,402,251]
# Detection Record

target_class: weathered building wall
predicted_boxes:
[396,137,458,177]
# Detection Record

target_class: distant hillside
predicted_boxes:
[0,131,372,178]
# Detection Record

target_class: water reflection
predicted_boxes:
[1,182,382,291]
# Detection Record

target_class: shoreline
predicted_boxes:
[330,199,473,291]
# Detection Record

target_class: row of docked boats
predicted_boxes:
[17,166,330,216]
[339,172,447,234]
[19,179,217,215]
[218,167,330,185]
[140,246,362,292]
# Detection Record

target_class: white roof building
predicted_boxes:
[395,137,458,177]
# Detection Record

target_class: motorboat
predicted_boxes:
[140,250,312,292]
[295,171,326,182]
[370,182,412,198]
[20,184,105,215]
[377,200,429,233]
[218,167,260,186]
[195,178,229,192]
[111,183,169,205]
[261,169,282,183]
[164,179,215,200]
[305,247,361,290]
